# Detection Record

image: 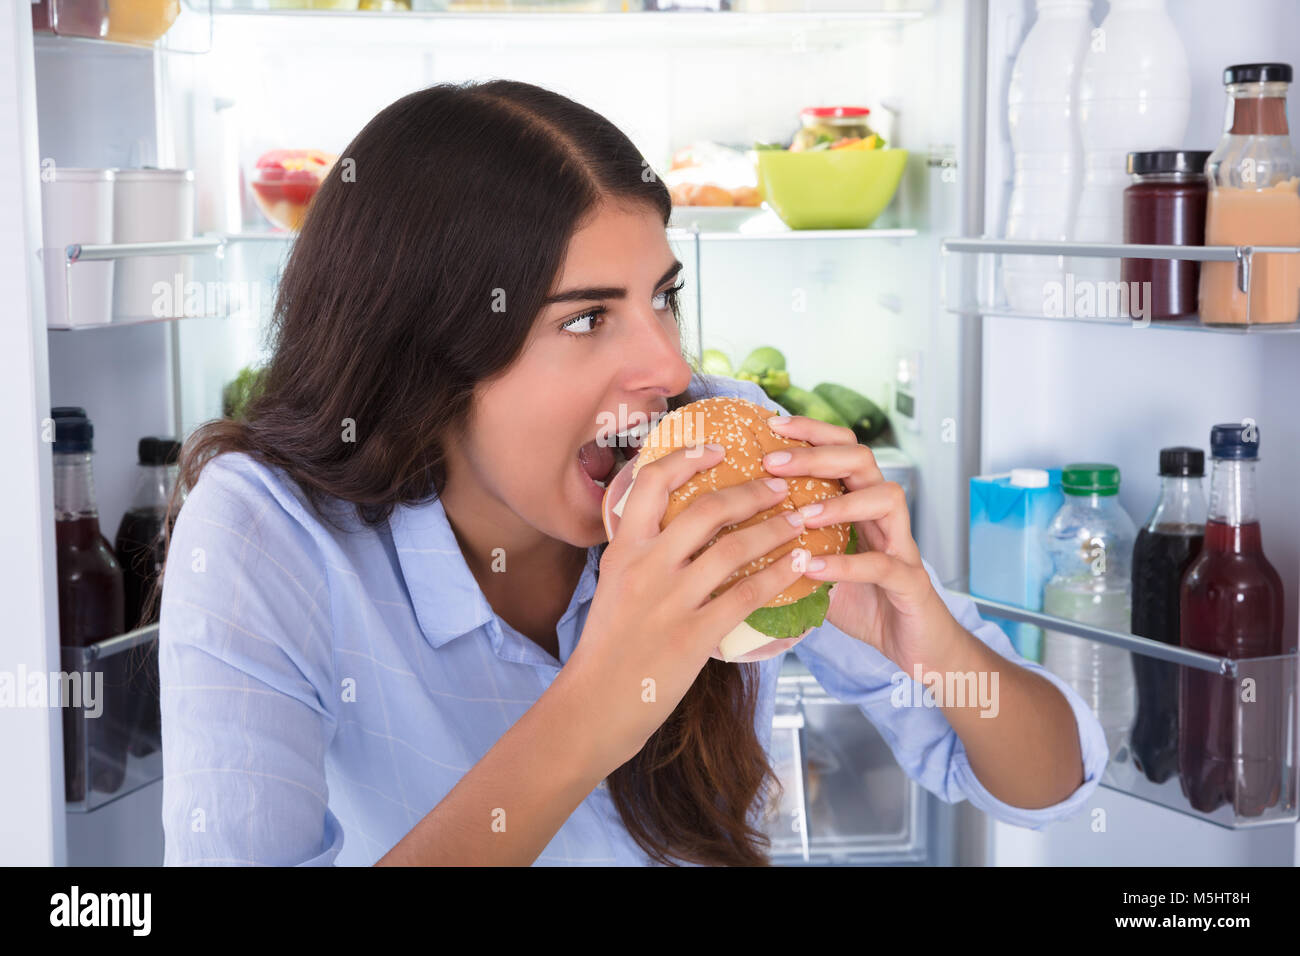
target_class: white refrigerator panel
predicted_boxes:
[977,0,1300,864]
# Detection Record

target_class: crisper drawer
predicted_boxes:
[762,654,927,865]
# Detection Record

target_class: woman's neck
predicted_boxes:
[438,471,588,651]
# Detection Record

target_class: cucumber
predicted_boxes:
[814,382,888,442]
[778,385,849,428]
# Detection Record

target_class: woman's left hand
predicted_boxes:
[762,414,965,675]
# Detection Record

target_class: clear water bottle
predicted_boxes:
[1041,463,1137,761]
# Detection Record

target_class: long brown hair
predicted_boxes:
[165,80,779,866]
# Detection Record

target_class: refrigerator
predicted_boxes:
[0,0,1295,867]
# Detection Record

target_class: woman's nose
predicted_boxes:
[624,309,694,395]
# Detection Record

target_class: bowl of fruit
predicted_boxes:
[249,149,338,232]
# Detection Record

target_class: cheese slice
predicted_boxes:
[719,621,777,662]
[611,480,633,519]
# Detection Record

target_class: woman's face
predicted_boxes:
[446,200,694,549]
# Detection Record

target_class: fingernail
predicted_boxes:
[807,558,826,572]
[785,510,804,526]
[798,502,823,519]
[765,450,792,467]
[705,443,724,453]
[764,477,787,493]
[790,548,810,571]
[767,415,791,428]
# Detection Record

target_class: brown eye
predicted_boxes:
[561,309,604,335]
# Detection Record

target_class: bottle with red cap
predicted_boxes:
[52,407,127,802]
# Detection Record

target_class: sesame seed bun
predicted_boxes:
[626,396,851,607]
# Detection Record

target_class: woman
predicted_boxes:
[159,79,1106,867]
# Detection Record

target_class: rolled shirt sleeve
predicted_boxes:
[159,455,344,865]
[705,372,1109,827]
[792,558,1109,829]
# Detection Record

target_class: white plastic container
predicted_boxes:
[1071,0,1190,286]
[41,168,115,329]
[111,168,195,321]
[1068,152,1132,287]
[1003,0,1093,314]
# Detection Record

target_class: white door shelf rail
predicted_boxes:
[51,237,227,329]
[946,580,1293,678]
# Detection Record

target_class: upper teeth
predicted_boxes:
[615,421,652,444]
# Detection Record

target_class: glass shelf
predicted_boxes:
[672,218,917,243]
[944,577,1299,829]
[224,223,918,247]
[198,1,926,21]
[941,237,1300,334]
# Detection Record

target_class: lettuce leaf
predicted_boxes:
[743,524,858,638]
[745,582,833,638]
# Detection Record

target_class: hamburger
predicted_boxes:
[601,396,854,663]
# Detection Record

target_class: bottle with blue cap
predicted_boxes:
[1179,422,1288,816]
[52,407,127,803]
[1041,463,1138,762]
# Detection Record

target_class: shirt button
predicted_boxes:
[596,779,607,790]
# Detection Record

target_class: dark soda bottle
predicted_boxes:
[1179,423,1289,816]
[52,408,127,803]
[1130,447,1205,784]
[114,436,180,757]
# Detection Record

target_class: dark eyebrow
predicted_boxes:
[542,260,683,305]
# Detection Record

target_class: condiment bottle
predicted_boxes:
[1121,150,1210,321]
[1199,63,1300,325]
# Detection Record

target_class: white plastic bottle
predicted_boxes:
[1003,0,1093,314]
[1071,0,1190,288]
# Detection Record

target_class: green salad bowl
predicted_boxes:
[754,147,908,230]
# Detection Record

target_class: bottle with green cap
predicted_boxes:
[1041,462,1138,762]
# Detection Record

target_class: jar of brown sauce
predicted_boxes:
[1121,150,1210,320]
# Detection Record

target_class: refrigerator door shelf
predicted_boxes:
[946,580,1300,830]
[59,624,163,815]
[47,238,227,329]
[941,237,1300,333]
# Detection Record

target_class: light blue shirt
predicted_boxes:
[159,374,1108,866]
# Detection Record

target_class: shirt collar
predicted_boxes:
[388,493,603,652]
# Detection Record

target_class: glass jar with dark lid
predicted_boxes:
[1199,62,1300,325]
[1121,150,1211,321]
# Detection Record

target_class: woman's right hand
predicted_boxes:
[560,442,809,772]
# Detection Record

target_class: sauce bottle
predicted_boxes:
[1179,424,1288,816]
[1121,151,1210,321]
[53,408,127,802]
[1130,447,1205,784]
[1199,63,1300,325]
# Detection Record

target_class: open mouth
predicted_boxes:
[577,419,651,490]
